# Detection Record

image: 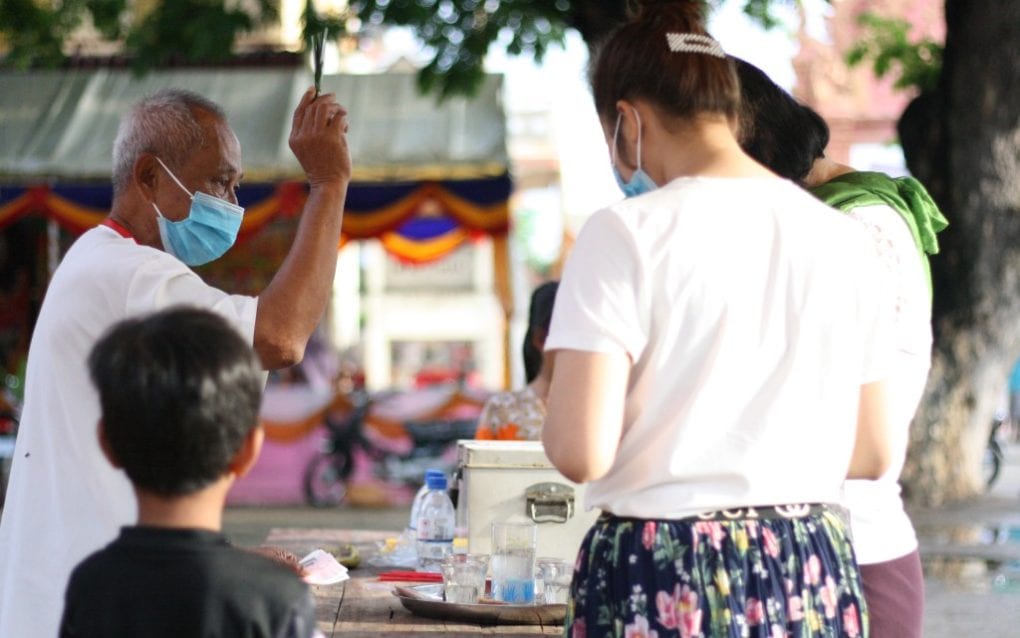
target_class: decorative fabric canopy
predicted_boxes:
[0,67,511,264]
[0,174,510,264]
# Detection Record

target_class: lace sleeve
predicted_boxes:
[846,204,932,353]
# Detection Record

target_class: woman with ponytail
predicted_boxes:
[541,1,894,635]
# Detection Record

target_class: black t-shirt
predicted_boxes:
[60,526,318,638]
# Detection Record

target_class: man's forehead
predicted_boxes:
[217,141,243,176]
[218,129,243,175]
[194,108,242,173]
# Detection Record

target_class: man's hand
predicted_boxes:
[250,545,306,576]
[289,87,351,187]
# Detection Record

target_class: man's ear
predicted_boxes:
[134,153,160,201]
[229,426,264,478]
[97,420,123,469]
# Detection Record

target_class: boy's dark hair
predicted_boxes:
[590,0,739,131]
[732,56,830,184]
[522,281,559,384]
[88,307,263,496]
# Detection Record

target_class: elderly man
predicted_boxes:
[0,86,349,636]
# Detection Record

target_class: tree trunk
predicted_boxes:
[898,0,1020,505]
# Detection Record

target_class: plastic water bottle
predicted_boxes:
[416,473,455,572]
[409,469,445,534]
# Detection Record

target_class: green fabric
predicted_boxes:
[810,171,949,296]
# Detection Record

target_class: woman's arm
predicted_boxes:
[542,349,631,483]
[847,379,893,479]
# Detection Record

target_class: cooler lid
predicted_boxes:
[457,440,554,469]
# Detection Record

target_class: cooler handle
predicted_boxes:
[525,482,575,523]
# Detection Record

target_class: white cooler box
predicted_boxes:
[455,440,600,563]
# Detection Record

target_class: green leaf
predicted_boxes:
[0,0,70,68]
[844,11,943,93]
[349,0,572,98]
[1,0,278,73]
[86,0,128,40]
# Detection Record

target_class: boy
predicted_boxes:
[60,307,320,638]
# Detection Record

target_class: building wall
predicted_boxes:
[339,239,505,392]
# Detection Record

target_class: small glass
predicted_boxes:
[490,521,537,603]
[440,553,490,604]
[536,557,573,605]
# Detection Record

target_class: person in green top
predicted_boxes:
[733,58,948,289]
[733,56,948,638]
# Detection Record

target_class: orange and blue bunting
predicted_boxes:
[0,173,511,265]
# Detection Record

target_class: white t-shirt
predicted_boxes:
[841,204,931,564]
[0,225,258,638]
[545,177,894,519]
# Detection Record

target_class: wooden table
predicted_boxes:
[266,528,563,638]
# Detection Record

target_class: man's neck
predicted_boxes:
[109,192,163,250]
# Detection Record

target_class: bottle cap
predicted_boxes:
[426,473,448,490]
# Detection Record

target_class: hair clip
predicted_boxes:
[665,33,726,58]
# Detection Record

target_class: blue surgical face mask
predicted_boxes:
[152,157,244,266]
[611,111,658,198]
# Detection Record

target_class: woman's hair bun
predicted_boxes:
[590,0,737,123]
[632,0,708,23]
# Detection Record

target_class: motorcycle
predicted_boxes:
[302,390,479,507]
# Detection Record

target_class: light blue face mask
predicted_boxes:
[611,111,658,198]
[152,157,244,266]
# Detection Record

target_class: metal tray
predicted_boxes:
[392,584,566,626]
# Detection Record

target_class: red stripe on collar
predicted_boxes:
[101,218,135,241]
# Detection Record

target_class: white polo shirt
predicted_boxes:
[0,225,257,638]
[546,177,894,519]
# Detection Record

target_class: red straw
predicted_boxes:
[377,570,444,582]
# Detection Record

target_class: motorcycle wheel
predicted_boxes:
[303,452,350,507]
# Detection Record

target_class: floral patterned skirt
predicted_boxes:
[565,506,868,638]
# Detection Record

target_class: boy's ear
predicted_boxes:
[229,426,264,478]
[97,420,123,469]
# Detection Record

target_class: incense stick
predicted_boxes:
[313,29,325,99]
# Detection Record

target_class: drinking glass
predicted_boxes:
[440,553,490,604]
[490,521,537,603]
[536,557,573,604]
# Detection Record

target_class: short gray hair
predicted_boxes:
[111,89,226,195]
